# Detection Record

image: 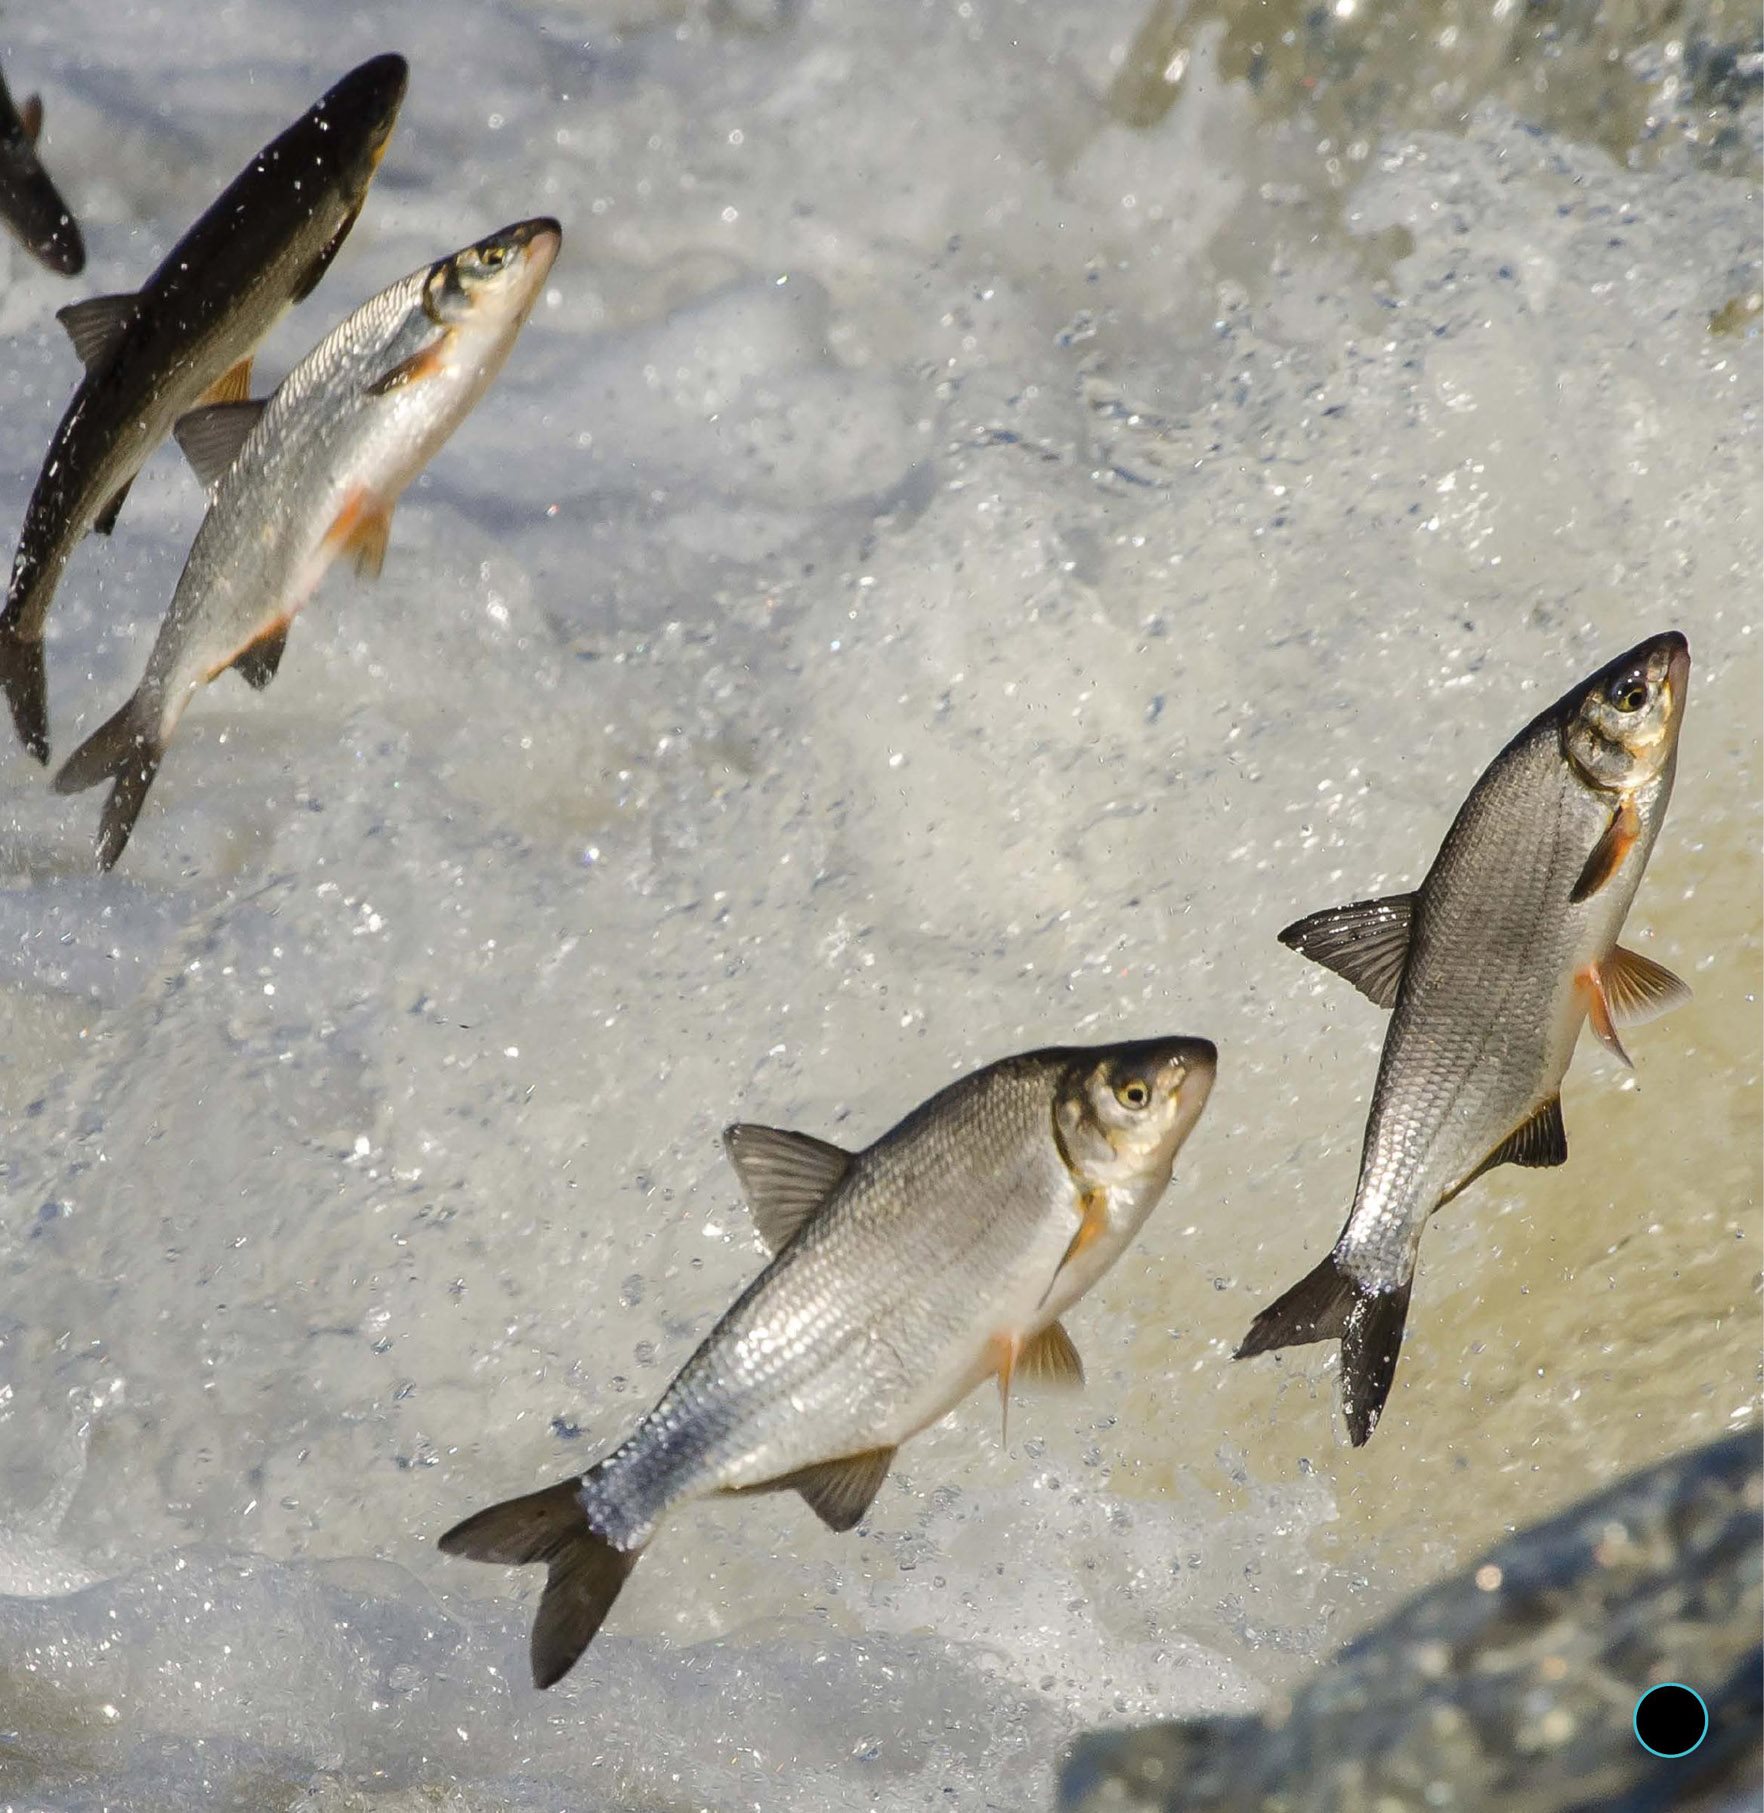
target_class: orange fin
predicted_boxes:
[20,95,42,145]
[207,613,292,686]
[1579,964,1632,1069]
[198,355,254,408]
[1039,1187,1110,1310]
[325,488,395,580]
[1570,793,1639,904]
[988,1331,1023,1445]
[1602,945,1691,1027]
[1018,1320,1085,1390]
[366,335,451,397]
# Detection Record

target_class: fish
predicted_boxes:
[53,216,561,869]
[1059,1426,1762,1812]
[0,51,408,763]
[439,1036,1218,1688]
[1235,631,1692,1445]
[0,63,85,276]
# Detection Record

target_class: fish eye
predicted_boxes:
[479,242,509,270]
[1114,1078,1151,1110]
[1607,671,1649,712]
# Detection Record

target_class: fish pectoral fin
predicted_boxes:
[1277,893,1414,1008]
[366,335,452,397]
[1017,1320,1085,1391]
[232,623,290,691]
[1601,946,1691,1027]
[1570,793,1640,904]
[723,1123,852,1254]
[1578,964,1633,1069]
[292,200,364,305]
[1038,1186,1110,1311]
[197,355,255,409]
[747,1448,896,1533]
[174,401,267,496]
[323,488,396,580]
[56,292,135,370]
[20,95,42,145]
[91,478,133,537]
[1471,1097,1568,1183]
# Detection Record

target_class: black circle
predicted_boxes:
[1633,1683,1709,1758]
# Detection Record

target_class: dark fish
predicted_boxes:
[1237,633,1691,1444]
[1060,1427,1763,1812]
[55,219,561,870]
[0,63,84,275]
[0,52,407,762]
[441,1038,1216,1688]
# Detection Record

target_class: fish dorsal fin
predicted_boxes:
[197,354,254,408]
[174,400,266,495]
[1601,946,1691,1027]
[1017,1320,1085,1390]
[782,1447,896,1532]
[1278,893,1414,1008]
[1571,794,1640,904]
[56,292,135,370]
[233,622,290,691]
[20,95,42,145]
[1481,1097,1568,1176]
[723,1123,852,1253]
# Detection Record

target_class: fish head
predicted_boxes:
[421,217,562,335]
[1054,1037,1217,1192]
[314,53,409,193]
[1561,630,1690,793]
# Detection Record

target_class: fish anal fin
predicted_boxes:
[723,1123,852,1254]
[1578,964,1633,1069]
[92,478,133,536]
[1017,1320,1084,1391]
[20,95,42,145]
[174,400,267,496]
[1602,946,1691,1027]
[233,623,290,691]
[1571,794,1639,904]
[366,334,452,397]
[1470,1097,1568,1185]
[56,292,135,370]
[323,487,395,580]
[197,355,254,408]
[733,1447,896,1533]
[1277,894,1414,1008]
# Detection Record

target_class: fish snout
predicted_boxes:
[1163,1038,1216,1109]
[334,53,410,139]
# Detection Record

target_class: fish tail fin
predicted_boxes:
[1236,1255,1414,1447]
[1338,1279,1413,1448]
[0,618,50,763]
[52,696,163,872]
[438,1475,640,1689]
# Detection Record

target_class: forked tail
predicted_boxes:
[439,1475,640,1689]
[0,618,50,763]
[1235,1253,1414,1447]
[52,697,162,871]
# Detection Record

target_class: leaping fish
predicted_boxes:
[440,1037,1218,1688]
[1236,632,1691,1445]
[0,52,408,761]
[0,62,84,275]
[54,217,560,868]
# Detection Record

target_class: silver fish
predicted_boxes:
[0,64,84,276]
[53,217,561,869]
[440,1037,1218,1687]
[0,52,407,762]
[1237,632,1691,1444]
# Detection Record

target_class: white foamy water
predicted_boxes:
[0,3,1757,1808]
